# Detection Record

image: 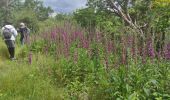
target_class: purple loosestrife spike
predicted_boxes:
[167,43,170,50]
[87,48,91,58]
[131,36,137,60]
[82,38,89,49]
[74,50,78,64]
[131,46,136,60]
[62,32,67,42]
[164,43,170,60]
[46,32,50,41]
[51,31,56,41]
[122,46,127,65]
[62,32,69,57]
[78,31,84,40]
[157,50,161,61]
[105,57,109,70]
[107,40,113,53]
[77,31,84,48]
[42,32,47,40]
[57,31,62,44]
[142,46,147,64]
[147,39,155,58]
[96,32,101,42]
[44,46,49,56]
[75,32,79,40]
[127,36,133,46]
[80,32,88,48]
[70,32,75,42]
[28,52,33,64]
[138,47,142,56]
[86,39,90,49]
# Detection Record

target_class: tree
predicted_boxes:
[24,0,53,21]
[87,0,170,51]
[74,7,97,34]
[0,0,54,26]
[0,0,17,22]
[152,1,170,51]
[87,0,150,38]
[74,7,122,38]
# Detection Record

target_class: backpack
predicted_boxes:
[3,27,12,39]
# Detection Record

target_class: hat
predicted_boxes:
[20,22,26,28]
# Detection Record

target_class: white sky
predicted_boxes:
[43,0,87,13]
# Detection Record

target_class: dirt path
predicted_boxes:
[0,40,9,65]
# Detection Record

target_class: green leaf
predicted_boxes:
[128,92,139,100]
[143,88,150,96]
[149,79,158,86]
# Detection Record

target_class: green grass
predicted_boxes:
[0,39,66,100]
[0,36,170,100]
[0,65,64,100]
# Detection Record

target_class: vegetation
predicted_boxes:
[0,0,170,100]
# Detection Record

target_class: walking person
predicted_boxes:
[18,22,30,45]
[1,22,18,60]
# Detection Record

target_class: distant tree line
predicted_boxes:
[0,0,53,33]
[73,0,170,52]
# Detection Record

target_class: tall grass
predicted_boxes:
[0,20,169,99]
[28,21,170,99]
[0,38,67,100]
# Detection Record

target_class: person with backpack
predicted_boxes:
[18,23,30,45]
[1,22,18,60]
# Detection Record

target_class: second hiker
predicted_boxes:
[18,22,30,45]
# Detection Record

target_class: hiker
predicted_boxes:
[1,22,18,60]
[18,22,30,45]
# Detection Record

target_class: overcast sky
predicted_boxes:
[43,0,87,13]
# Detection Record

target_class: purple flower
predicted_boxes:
[82,39,89,49]
[142,47,147,64]
[62,32,70,57]
[107,40,114,53]
[127,36,133,46]
[104,57,109,69]
[44,45,49,56]
[51,31,57,41]
[122,47,126,65]
[96,32,101,42]
[74,50,78,64]
[28,52,33,64]
[164,43,170,60]
[147,39,155,58]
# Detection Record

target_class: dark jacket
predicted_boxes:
[18,27,30,37]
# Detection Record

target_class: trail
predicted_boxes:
[0,39,26,76]
[0,40,9,66]
[0,38,38,99]
[0,39,18,73]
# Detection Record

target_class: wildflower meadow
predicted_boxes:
[0,0,170,100]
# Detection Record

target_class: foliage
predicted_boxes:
[74,8,96,28]
[28,21,170,99]
[74,7,122,37]
[22,0,53,21]
[0,0,170,99]
[0,0,53,31]
[55,13,73,21]
[13,8,39,33]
